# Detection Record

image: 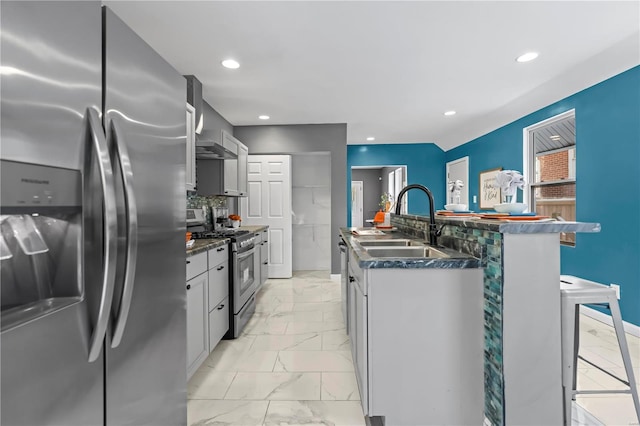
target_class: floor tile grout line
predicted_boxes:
[220,372,238,400]
[261,400,270,426]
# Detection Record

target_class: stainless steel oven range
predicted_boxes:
[227,230,257,338]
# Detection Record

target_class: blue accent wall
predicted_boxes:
[446,66,640,327]
[347,144,445,222]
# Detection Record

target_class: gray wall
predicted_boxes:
[234,124,347,274]
[352,169,382,222]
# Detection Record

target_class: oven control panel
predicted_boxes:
[239,237,255,249]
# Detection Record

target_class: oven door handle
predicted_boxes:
[236,247,255,261]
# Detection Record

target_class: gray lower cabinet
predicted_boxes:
[208,245,229,352]
[253,232,262,293]
[347,248,485,425]
[260,229,268,287]
[208,297,229,350]
[186,245,230,380]
[348,253,368,415]
[186,263,208,379]
[353,277,368,414]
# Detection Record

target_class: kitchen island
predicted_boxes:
[340,228,485,425]
[391,213,600,426]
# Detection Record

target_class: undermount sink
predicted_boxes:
[357,239,424,247]
[364,246,449,259]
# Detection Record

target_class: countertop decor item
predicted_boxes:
[444,203,468,212]
[494,202,527,214]
[479,167,502,210]
[379,192,393,212]
[448,179,464,206]
[228,214,241,229]
[494,170,526,204]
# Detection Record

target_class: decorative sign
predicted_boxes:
[479,167,502,210]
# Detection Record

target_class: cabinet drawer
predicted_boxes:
[208,263,229,311]
[186,252,207,281]
[253,232,262,244]
[208,244,229,269]
[348,250,366,295]
[209,297,229,353]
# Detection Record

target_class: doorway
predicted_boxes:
[351,165,407,227]
[351,181,364,227]
[446,156,469,206]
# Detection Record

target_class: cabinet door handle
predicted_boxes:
[217,266,224,271]
[217,247,224,252]
[217,304,225,310]
[186,284,191,290]
[186,260,191,264]
[263,262,268,265]
[349,276,355,283]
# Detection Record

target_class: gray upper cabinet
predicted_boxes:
[237,142,248,196]
[196,130,248,197]
[186,103,196,191]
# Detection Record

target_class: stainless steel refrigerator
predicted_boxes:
[1,2,187,424]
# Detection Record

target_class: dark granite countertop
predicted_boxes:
[340,228,481,270]
[241,225,269,233]
[433,215,600,234]
[186,238,230,257]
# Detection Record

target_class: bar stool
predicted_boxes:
[560,275,640,425]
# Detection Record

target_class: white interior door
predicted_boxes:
[241,155,292,278]
[446,156,469,207]
[351,181,363,228]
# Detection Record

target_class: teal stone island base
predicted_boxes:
[391,214,600,426]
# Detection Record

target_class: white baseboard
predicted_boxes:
[330,274,341,282]
[581,305,640,338]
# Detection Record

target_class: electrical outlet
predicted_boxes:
[473,195,477,203]
[611,283,621,300]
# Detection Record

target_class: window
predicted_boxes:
[524,110,576,246]
[386,167,407,214]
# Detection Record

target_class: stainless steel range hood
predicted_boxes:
[196,130,238,159]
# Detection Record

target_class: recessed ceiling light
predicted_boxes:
[258,115,270,120]
[221,59,240,69]
[550,135,561,140]
[516,52,539,63]
[366,137,375,141]
[444,111,456,116]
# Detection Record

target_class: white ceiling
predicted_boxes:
[105,1,639,151]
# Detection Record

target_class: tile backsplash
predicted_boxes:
[186,194,228,226]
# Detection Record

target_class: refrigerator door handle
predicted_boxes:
[109,119,139,348]
[87,107,118,363]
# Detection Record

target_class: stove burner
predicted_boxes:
[190,229,250,240]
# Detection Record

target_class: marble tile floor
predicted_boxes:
[573,313,640,426]
[188,271,639,426]
[188,271,366,426]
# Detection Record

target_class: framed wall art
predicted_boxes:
[479,167,502,210]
